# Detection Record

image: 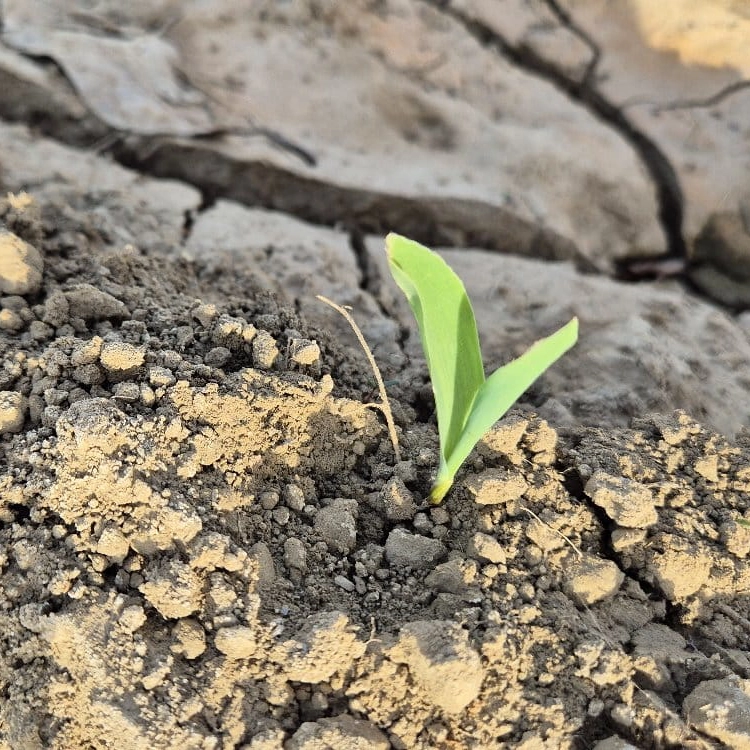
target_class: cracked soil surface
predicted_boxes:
[2,2,750,749]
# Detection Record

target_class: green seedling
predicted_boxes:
[385,233,578,504]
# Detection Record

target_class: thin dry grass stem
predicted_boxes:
[520,505,582,558]
[316,295,401,463]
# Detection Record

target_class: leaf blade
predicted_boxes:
[386,233,485,460]
[431,317,578,501]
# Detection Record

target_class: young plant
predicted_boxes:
[386,233,578,504]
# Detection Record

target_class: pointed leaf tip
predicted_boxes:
[384,234,485,463]
[385,232,403,258]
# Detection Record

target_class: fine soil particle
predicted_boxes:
[2,194,750,749]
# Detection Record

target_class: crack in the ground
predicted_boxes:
[555,455,745,749]
[180,187,218,244]
[0,4,691,280]
[347,229,413,366]
[558,453,750,704]
[552,459,725,750]
[420,0,687,260]
[2,33,318,169]
[110,136,589,265]
[349,229,379,297]
[180,208,194,243]
[107,137,594,277]
[349,229,398,316]
[191,125,317,168]
[655,79,750,112]
[0,42,591,269]
[542,0,600,86]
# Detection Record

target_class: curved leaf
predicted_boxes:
[386,234,484,461]
[430,317,578,502]
[385,233,578,505]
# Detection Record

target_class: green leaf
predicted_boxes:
[385,232,578,504]
[386,234,484,462]
[430,318,578,502]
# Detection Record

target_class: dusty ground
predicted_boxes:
[2,2,750,750]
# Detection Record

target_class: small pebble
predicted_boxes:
[42,405,62,426]
[0,307,24,331]
[172,619,206,660]
[205,347,231,367]
[260,491,280,510]
[67,388,89,404]
[28,321,53,341]
[284,484,306,511]
[73,364,104,385]
[192,302,218,327]
[140,384,156,406]
[43,388,68,406]
[174,326,194,348]
[112,382,140,402]
[0,391,27,434]
[334,575,356,592]
[314,502,357,553]
[252,330,279,369]
[413,513,432,534]
[467,532,506,564]
[100,341,145,379]
[65,284,129,320]
[0,231,43,295]
[214,626,257,660]
[394,460,417,482]
[42,290,69,327]
[430,507,450,525]
[381,476,417,521]
[385,528,447,569]
[161,350,182,369]
[71,337,103,366]
[289,338,320,366]
[284,538,307,572]
[148,366,176,387]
